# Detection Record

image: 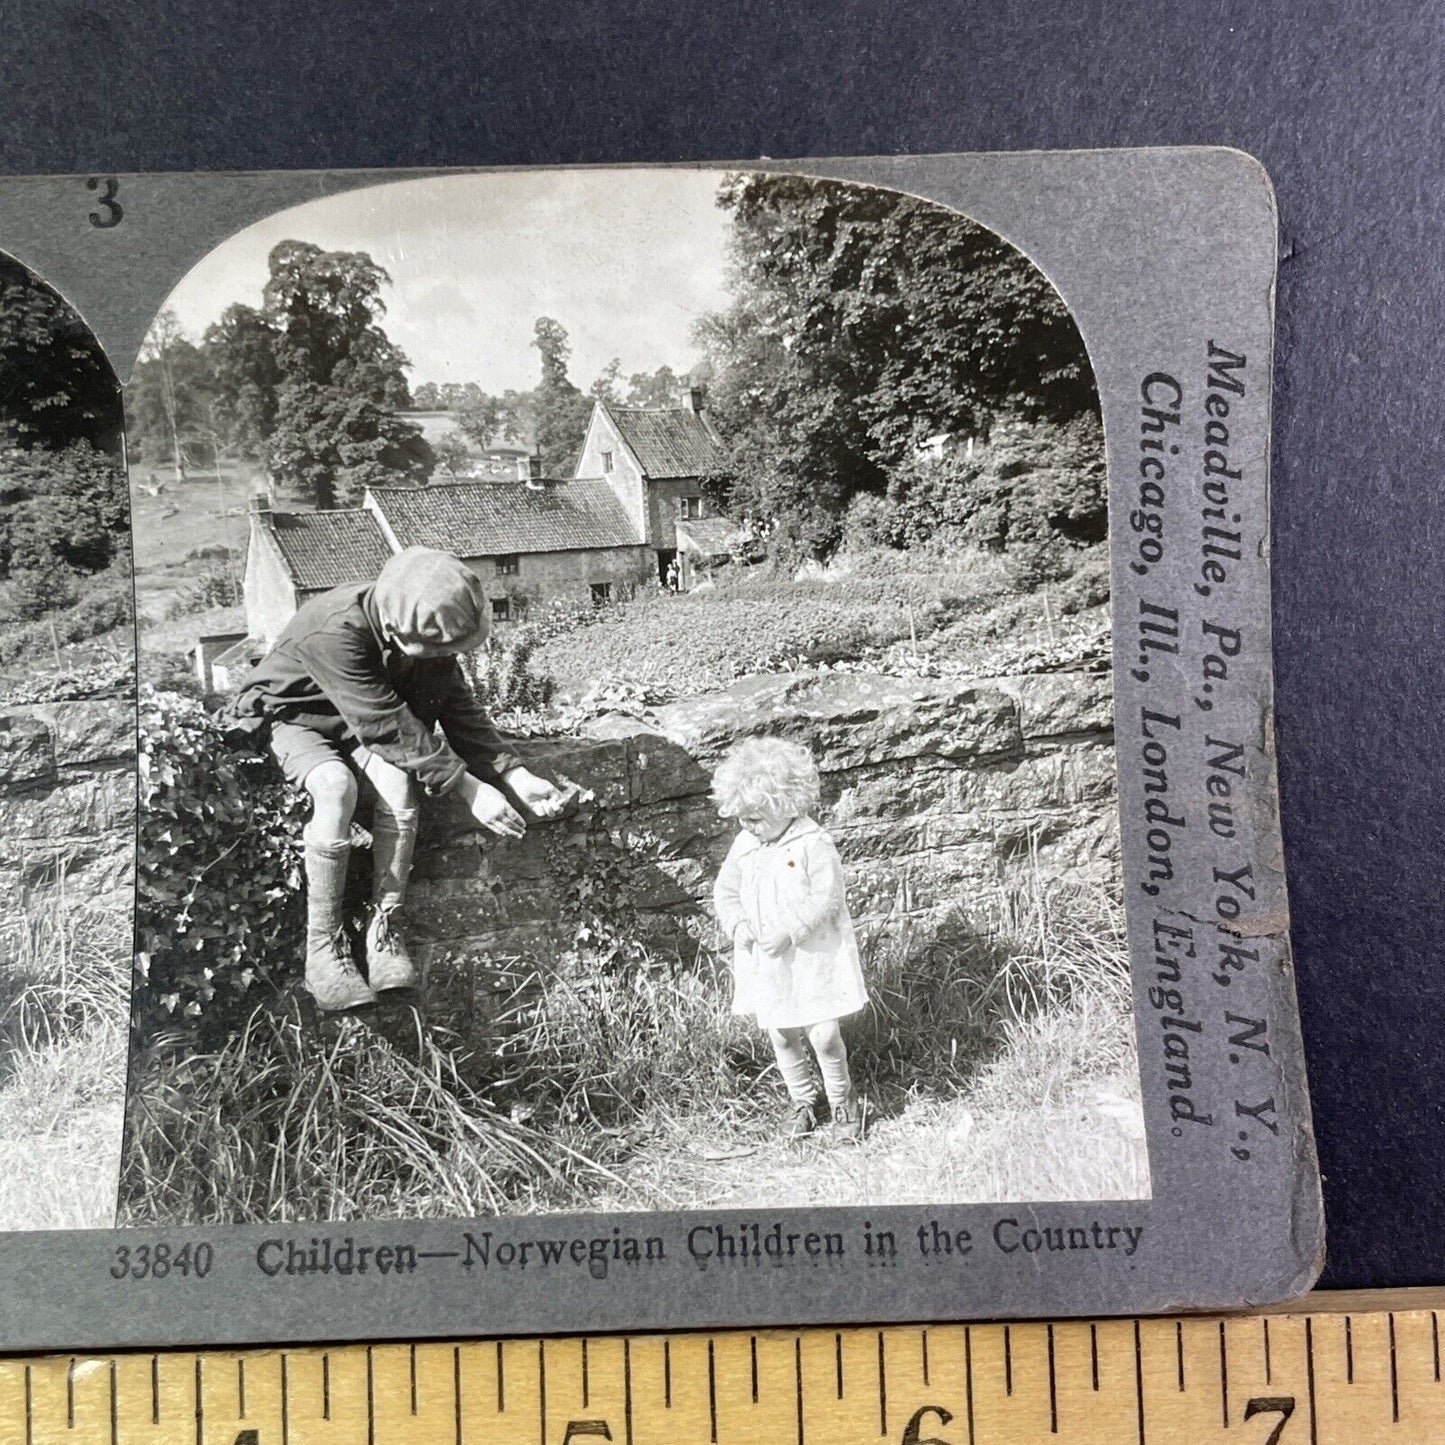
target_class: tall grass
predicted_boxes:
[0,902,130,1229]
[121,872,1140,1222]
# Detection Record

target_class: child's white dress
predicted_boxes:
[713,817,869,1030]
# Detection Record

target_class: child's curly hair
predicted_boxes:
[711,736,822,820]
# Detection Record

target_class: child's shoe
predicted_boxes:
[784,1097,820,1141]
[305,929,378,1011]
[831,1091,867,1143]
[365,906,418,991]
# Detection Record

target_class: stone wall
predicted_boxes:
[408,667,1117,961]
[0,695,136,917]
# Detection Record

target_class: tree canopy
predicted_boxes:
[696,174,1102,555]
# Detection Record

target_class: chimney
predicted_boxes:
[687,385,707,413]
[525,453,545,488]
[249,492,271,516]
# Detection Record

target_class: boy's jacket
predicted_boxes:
[228,582,519,795]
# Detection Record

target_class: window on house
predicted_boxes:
[491,597,511,622]
[601,450,614,474]
[680,495,703,520]
[590,582,613,606]
[495,554,519,576]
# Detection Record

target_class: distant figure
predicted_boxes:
[712,738,869,1143]
[665,558,681,592]
[227,548,569,1011]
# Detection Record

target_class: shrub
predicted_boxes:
[2,567,79,621]
[1054,546,1111,615]
[459,625,556,714]
[135,689,305,1042]
[0,442,129,578]
[0,569,134,665]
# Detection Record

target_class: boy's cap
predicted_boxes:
[373,547,490,650]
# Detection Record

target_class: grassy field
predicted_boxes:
[119,872,1146,1224]
[0,901,129,1230]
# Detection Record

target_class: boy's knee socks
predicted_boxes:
[304,839,351,939]
[816,1052,853,1109]
[370,808,418,912]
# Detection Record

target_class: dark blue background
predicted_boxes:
[4,0,1441,1290]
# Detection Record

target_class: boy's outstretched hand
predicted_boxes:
[504,766,571,820]
[458,774,528,839]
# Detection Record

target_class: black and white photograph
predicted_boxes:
[0,251,134,1230]
[120,166,1146,1228]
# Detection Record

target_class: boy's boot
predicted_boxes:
[304,839,376,1011]
[830,1089,867,1143]
[366,808,419,991]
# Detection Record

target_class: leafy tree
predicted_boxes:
[432,432,472,480]
[203,304,280,459]
[625,364,684,409]
[128,310,217,473]
[0,253,120,453]
[259,241,432,506]
[530,317,593,474]
[412,381,440,410]
[456,392,506,449]
[697,174,1101,555]
[590,357,623,405]
[0,442,129,579]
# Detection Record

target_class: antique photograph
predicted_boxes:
[120,166,1146,1226]
[0,251,135,1229]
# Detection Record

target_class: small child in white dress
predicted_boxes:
[711,737,869,1141]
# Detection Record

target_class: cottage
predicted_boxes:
[575,389,732,584]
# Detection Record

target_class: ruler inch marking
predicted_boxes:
[1133,1318,1146,1445]
[750,1334,758,1404]
[1390,1311,1400,1422]
[664,1340,672,1409]
[322,1352,331,1420]
[1305,1317,1318,1445]
[1175,1320,1184,1391]
[1219,1319,1229,1427]
[281,1354,289,1445]
[194,1357,203,1445]
[108,1360,116,1445]
[877,1330,887,1436]
[366,1343,375,1445]
[238,1356,246,1418]
[834,1333,843,1400]
[964,1325,975,1445]
[23,1364,30,1445]
[708,1338,717,1444]
[410,1341,418,1416]
[1346,1313,1354,1382]
[922,1327,930,1387]
[1004,1324,1013,1395]
[150,1356,159,1426]
[1434,1311,1441,1382]
[453,1345,462,1445]
[624,1336,634,1445]
[1047,1323,1058,1434]
[497,1339,505,1413]
[539,1340,547,1445]
[1263,1316,1272,1384]
[67,1357,74,1431]
[1090,1323,1099,1392]
[582,1336,590,1408]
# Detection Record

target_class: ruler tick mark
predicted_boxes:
[624,1337,633,1445]
[1305,1317,1318,1445]
[108,1361,117,1445]
[794,1338,804,1445]
[366,1345,375,1445]
[24,1364,31,1445]
[151,1355,159,1425]
[922,1328,930,1386]
[1047,1324,1057,1434]
[1346,1315,1354,1383]
[1219,1321,1229,1427]
[1090,1323,1099,1392]
[194,1357,203,1445]
[1434,1311,1441,1381]
[497,1340,505,1413]
[1176,1321,1184,1391]
[1263,1318,1272,1384]
[834,1333,843,1400]
[280,1355,289,1445]
[238,1357,247,1418]
[323,1353,331,1419]
[539,1341,547,1445]
[664,1340,672,1408]
[964,1326,975,1445]
[67,1357,75,1430]
[707,1339,717,1444]
[411,1343,418,1415]
[878,1331,888,1436]
[1390,1313,1399,1422]
[1133,1319,1146,1445]
[1004,1325,1012,1395]
[751,1335,758,1403]
[453,1346,462,1445]
[582,1337,590,1408]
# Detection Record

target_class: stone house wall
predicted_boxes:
[407,667,1117,963]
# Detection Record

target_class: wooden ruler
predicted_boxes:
[0,1291,1440,1444]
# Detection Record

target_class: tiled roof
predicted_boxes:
[369,480,642,556]
[265,509,394,591]
[605,405,725,480]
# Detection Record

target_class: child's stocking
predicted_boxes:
[769,1028,818,1102]
[302,840,375,1010]
[808,1020,854,1110]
